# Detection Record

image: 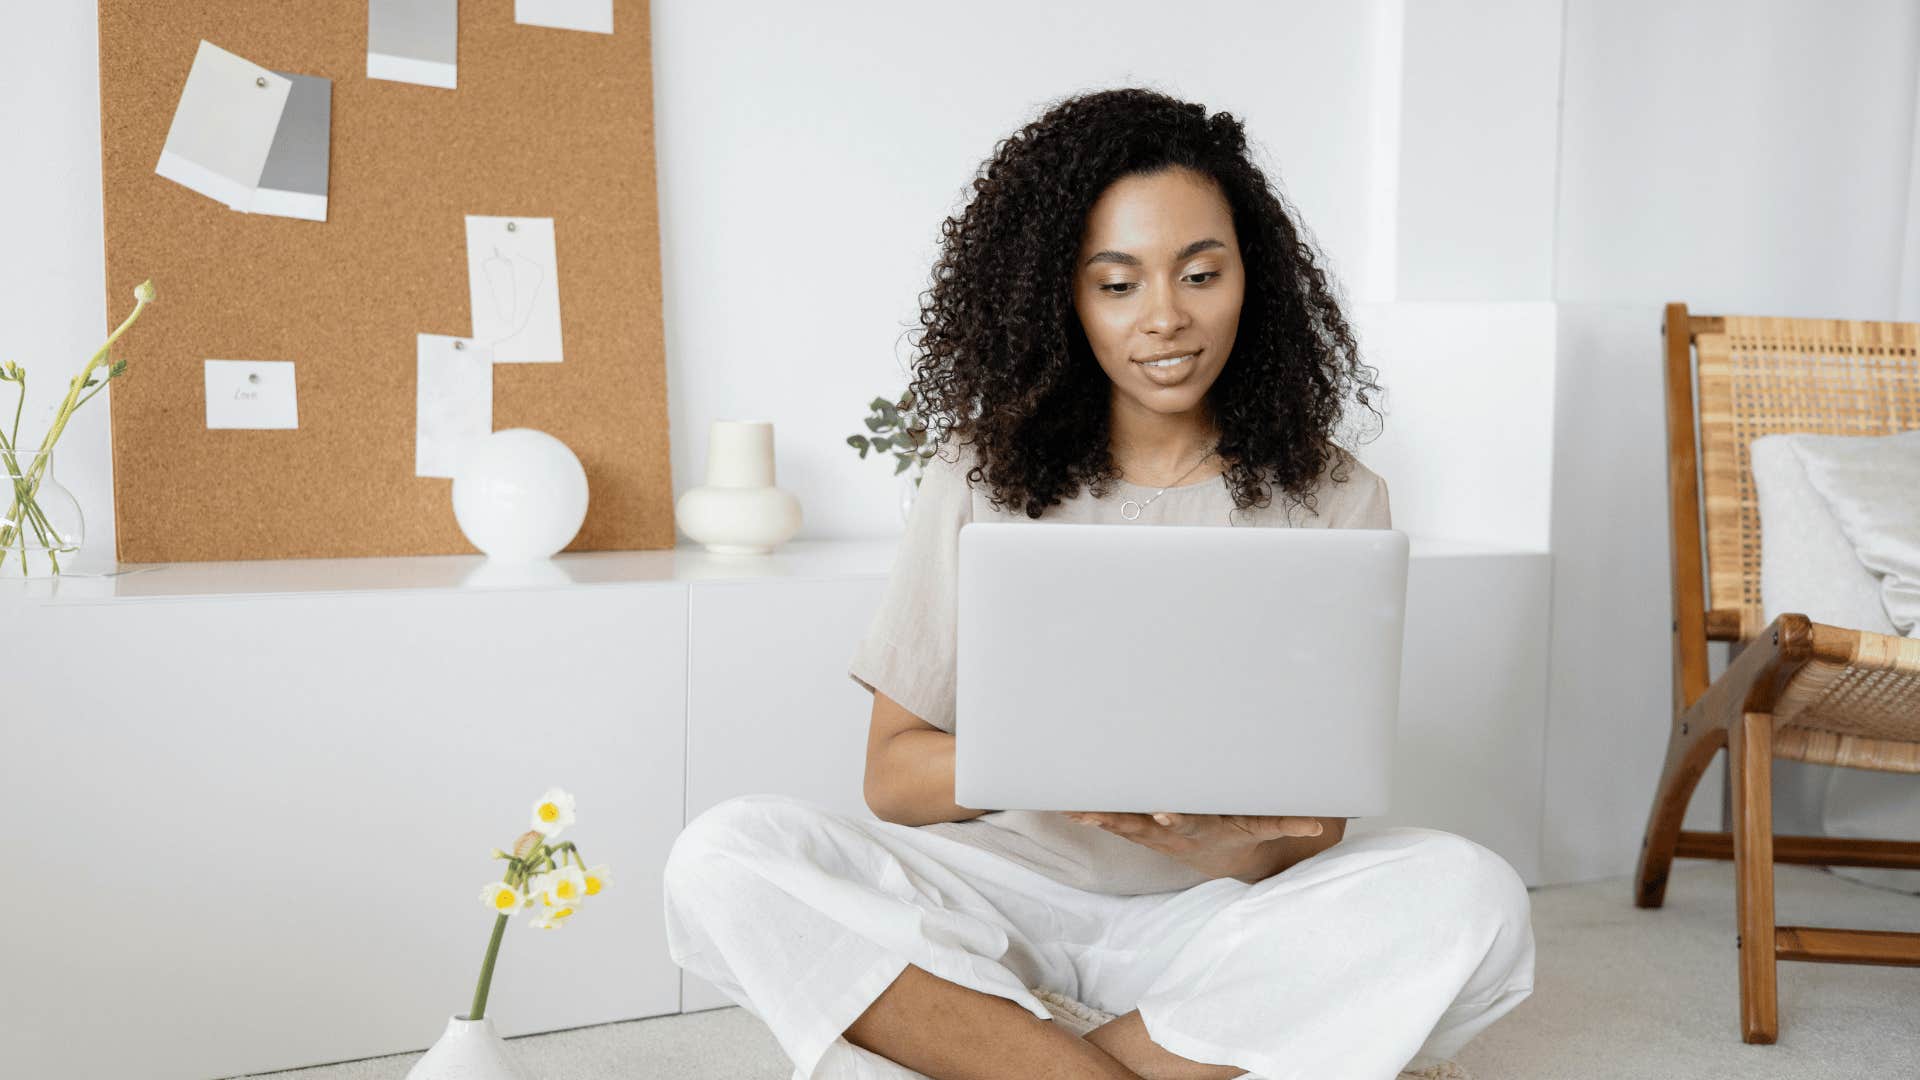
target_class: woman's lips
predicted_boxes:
[1133,350,1199,384]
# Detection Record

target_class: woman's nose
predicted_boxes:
[1138,279,1191,336]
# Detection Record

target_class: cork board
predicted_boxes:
[97,1,672,561]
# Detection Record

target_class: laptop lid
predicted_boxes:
[954,522,1408,817]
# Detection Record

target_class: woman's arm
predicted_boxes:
[863,689,989,826]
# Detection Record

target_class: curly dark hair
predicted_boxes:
[904,87,1384,520]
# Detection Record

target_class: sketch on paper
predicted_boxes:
[464,216,564,364]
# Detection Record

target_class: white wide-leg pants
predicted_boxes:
[662,793,1534,1080]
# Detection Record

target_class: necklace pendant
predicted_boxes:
[1120,499,1142,521]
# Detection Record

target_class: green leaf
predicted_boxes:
[109,359,128,378]
[878,401,899,425]
[869,396,892,412]
[871,436,890,451]
[899,388,915,409]
[846,434,870,450]
[864,415,885,432]
[894,454,912,475]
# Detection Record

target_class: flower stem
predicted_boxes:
[469,912,509,1022]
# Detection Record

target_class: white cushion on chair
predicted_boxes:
[1749,434,1900,637]
[1750,430,1920,895]
[1770,428,1920,636]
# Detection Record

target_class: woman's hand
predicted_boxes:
[1063,811,1327,881]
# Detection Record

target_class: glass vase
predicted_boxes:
[1,449,84,578]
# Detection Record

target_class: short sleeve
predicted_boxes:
[1350,473,1391,529]
[1327,453,1391,530]
[847,444,974,733]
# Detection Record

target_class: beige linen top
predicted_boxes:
[848,439,1393,896]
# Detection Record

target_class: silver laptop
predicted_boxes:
[953,522,1408,817]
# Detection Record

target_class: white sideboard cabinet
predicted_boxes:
[0,535,1548,1078]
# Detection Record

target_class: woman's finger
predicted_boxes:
[1282,816,1325,837]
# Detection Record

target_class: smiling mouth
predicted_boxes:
[1135,351,1199,368]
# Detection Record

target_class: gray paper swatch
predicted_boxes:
[246,72,332,221]
[155,40,291,208]
[368,0,458,89]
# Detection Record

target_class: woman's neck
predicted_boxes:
[1109,404,1220,480]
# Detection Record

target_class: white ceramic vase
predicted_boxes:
[404,1014,529,1080]
[676,420,801,555]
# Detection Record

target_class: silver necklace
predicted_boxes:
[1118,445,1218,521]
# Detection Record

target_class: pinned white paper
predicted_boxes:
[368,0,459,89]
[243,72,332,222]
[156,41,291,209]
[416,334,494,478]
[205,360,299,430]
[464,216,564,364]
[515,0,613,34]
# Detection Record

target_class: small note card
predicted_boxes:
[156,41,292,209]
[415,334,494,478]
[245,72,333,221]
[205,360,299,430]
[465,215,564,363]
[369,0,459,89]
[515,0,613,34]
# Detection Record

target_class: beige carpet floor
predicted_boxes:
[239,861,1920,1079]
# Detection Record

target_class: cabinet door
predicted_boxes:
[0,585,688,1080]
[680,575,885,1011]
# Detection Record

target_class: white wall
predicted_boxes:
[1556,0,1920,318]
[1393,0,1563,302]
[2,8,112,558]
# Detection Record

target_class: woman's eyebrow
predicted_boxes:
[1084,237,1226,268]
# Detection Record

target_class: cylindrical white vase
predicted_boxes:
[675,420,802,555]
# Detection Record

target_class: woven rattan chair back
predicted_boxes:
[1693,316,1920,642]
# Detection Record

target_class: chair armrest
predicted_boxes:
[1679,613,1820,736]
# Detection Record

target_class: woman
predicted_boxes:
[664,88,1534,1080]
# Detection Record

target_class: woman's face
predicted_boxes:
[1071,166,1245,426]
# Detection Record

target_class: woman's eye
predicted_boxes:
[1097,272,1216,295]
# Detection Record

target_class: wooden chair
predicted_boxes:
[1636,303,1920,1043]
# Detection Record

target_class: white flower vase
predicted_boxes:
[404,1014,529,1080]
[676,420,801,554]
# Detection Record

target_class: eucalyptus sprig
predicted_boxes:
[0,279,154,574]
[847,388,939,486]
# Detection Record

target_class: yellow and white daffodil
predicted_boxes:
[583,864,612,897]
[530,788,577,838]
[479,881,525,915]
[530,865,589,908]
[528,904,577,930]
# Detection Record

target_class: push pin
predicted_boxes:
[256,76,267,88]
[248,372,261,384]
[506,221,517,232]
[453,340,466,351]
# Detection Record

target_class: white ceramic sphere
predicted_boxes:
[450,428,589,562]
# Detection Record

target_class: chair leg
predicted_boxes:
[1635,719,1723,908]
[1729,710,1778,1044]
